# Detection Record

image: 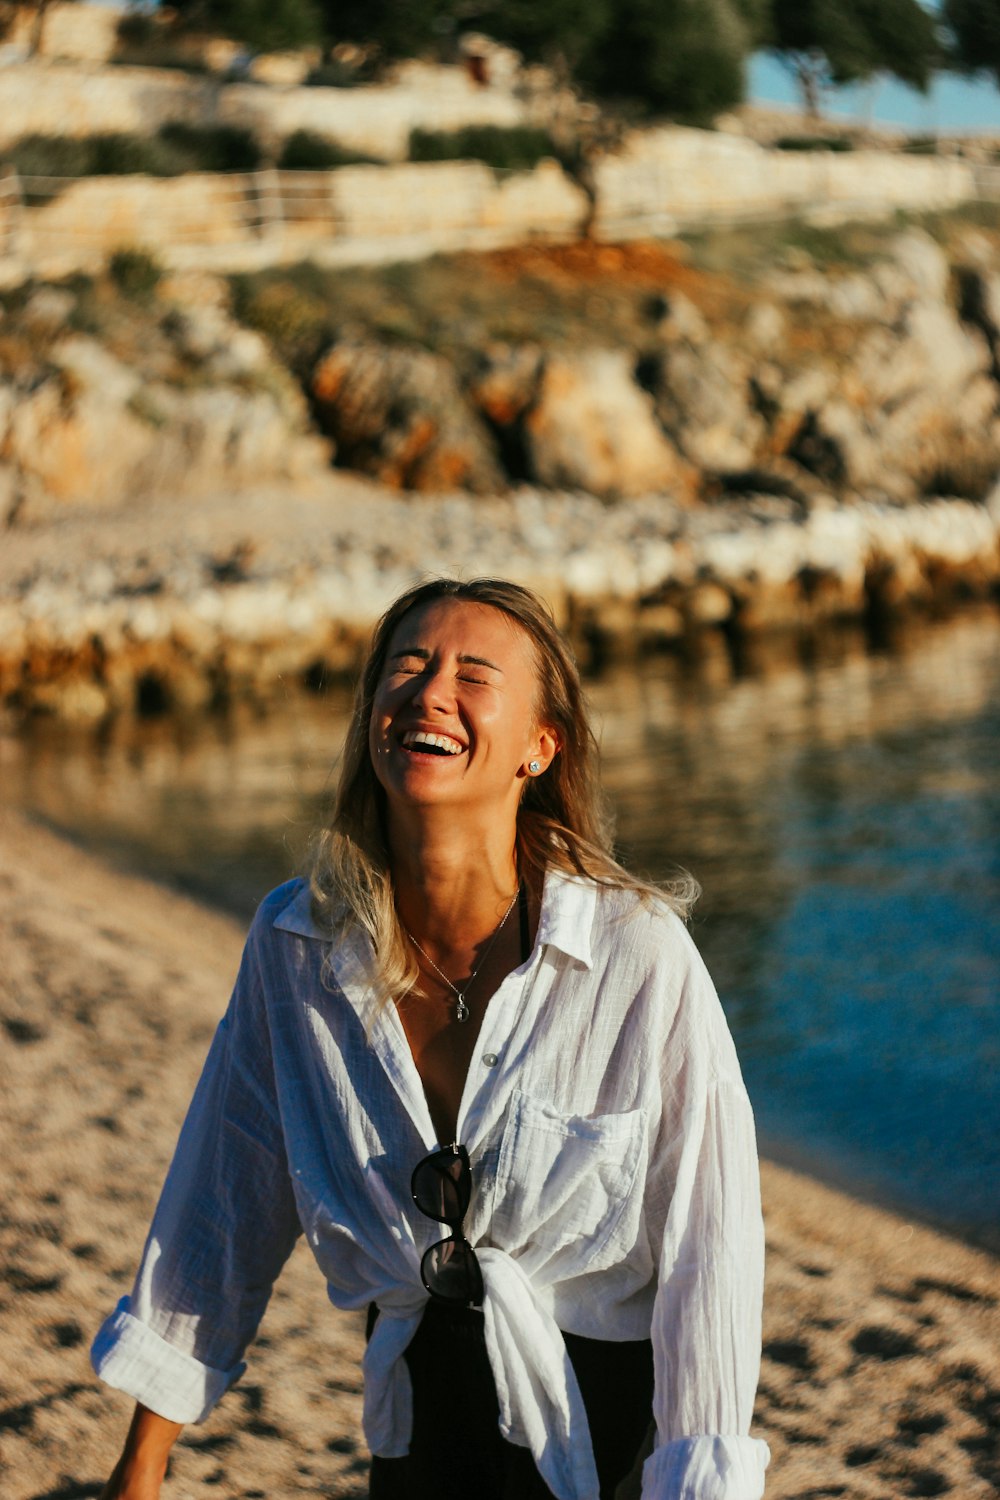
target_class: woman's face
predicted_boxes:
[369,598,557,822]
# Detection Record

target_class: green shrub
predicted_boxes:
[89,133,189,175]
[9,126,263,185]
[157,124,262,173]
[277,130,377,170]
[408,125,564,173]
[108,248,163,301]
[774,135,855,153]
[903,136,940,155]
[11,135,96,180]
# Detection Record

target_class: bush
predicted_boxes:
[108,248,163,300]
[775,135,855,153]
[89,133,189,175]
[277,130,377,170]
[9,127,263,185]
[158,124,262,173]
[903,136,940,155]
[11,136,96,180]
[408,125,564,172]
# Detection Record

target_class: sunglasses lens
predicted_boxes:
[412,1149,470,1226]
[421,1237,485,1306]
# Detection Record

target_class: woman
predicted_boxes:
[93,577,770,1500]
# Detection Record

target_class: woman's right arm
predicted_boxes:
[99,1403,183,1499]
[91,895,304,1461]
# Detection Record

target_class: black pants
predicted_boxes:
[367,1301,654,1500]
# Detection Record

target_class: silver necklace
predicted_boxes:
[405,887,520,1023]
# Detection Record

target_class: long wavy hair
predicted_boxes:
[310,577,698,1006]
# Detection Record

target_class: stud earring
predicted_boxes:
[528,760,541,774]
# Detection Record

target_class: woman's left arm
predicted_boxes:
[642,931,770,1500]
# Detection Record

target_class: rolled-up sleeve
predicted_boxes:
[91,908,302,1423]
[642,941,770,1499]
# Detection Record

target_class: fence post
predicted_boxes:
[250,167,284,238]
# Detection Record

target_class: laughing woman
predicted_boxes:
[93,577,770,1500]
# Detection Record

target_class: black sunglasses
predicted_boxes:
[410,1143,484,1308]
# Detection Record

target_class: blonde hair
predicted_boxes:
[310,577,698,1005]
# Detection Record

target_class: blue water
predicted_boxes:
[3,609,998,1250]
[599,613,1000,1249]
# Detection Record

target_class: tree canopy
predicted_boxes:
[944,0,1000,84]
[163,0,957,123]
[767,0,941,114]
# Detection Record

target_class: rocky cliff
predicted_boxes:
[3,222,1000,718]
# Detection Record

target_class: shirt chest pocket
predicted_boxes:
[486,1088,648,1279]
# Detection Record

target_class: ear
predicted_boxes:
[522,725,560,778]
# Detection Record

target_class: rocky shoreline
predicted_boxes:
[5,222,1000,720]
[3,477,999,720]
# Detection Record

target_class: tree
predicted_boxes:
[170,0,323,53]
[473,0,757,119]
[767,0,940,116]
[944,0,1000,84]
[460,0,616,76]
[585,0,755,118]
[317,0,459,60]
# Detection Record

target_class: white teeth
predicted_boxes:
[401,730,465,755]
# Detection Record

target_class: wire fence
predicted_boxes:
[2,158,1000,280]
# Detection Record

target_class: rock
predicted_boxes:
[311,340,505,493]
[644,343,764,474]
[653,292,710,346]
[50,336,140,407]
[523,350,688,499]
[824,274,883,321]
[0,462,20,526]
[744,303,786,353]
[22,287,76,333]
[466,344,544,428]
[889,229,950,303]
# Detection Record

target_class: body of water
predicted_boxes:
[3,609,998,1251]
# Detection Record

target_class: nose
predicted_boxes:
[410,663,454,714]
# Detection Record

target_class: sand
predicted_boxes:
[2,806,998,1499]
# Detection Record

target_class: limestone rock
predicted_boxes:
[889,229,951,303]
[523,350,687,499]
[311,341,505,493]
[466,344,544,428]
[644,343,764,475]
[744,303,786,353]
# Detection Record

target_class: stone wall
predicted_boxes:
[0,54,992,284]
[2,159,592,279]
[0,58,529,160]
[591,127,977,238]
[0,3,124,65]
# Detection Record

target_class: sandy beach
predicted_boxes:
[2,805,998,1499]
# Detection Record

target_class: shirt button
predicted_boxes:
[482,1052,499,1067]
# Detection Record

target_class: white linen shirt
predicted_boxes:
[91,870,770,1500]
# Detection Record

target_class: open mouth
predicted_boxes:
[400,730,466,758]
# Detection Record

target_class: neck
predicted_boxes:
[387,808,519,951]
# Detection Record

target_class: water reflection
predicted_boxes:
[2,608,998,1248]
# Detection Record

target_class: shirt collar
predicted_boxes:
[271,866,596,970]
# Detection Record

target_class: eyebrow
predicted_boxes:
[390,647,504,673]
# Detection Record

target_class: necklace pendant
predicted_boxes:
[455,994,470,1023]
